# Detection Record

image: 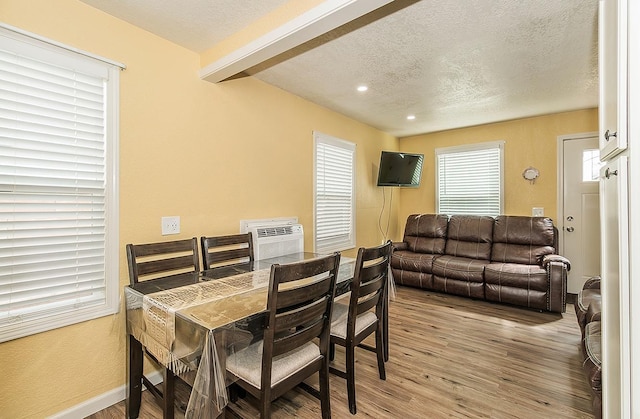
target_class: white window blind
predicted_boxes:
[436,141,504,216]
[314,132,355,253]
[0,26,121,342]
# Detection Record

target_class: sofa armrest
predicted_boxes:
[542,254,571,271]
[392,241,408,252]
[546,258,568,313]
[582,276,601,290]
[586,300,602,324]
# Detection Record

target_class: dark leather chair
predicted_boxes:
[226,253,340,419]
[329,241,391,414]
[126,238,199,418]
[575,276,602,419]
[575,276,602,337]
[200,232,254,270]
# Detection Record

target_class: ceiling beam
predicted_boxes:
[198,0,393,83]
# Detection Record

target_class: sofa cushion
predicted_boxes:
[444,215,494,260]
[432,255,488,283]
[391,250,438,274]
[491,216,555,264]
[484,263,549,309]
[390,268,433,289]
[484,263,548,291]
[402,214,449,254]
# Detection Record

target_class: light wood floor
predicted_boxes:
[87,286,594,418]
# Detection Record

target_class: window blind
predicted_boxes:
[0,27,120,342]
[436,142,504,216]
[314,132,355,253]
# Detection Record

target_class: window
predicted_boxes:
[0,25,122,342]
[314,132,355,253]
[583,149,603,182]
[436,141,504,216]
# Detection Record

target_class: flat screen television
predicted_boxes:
[376,151,424,187]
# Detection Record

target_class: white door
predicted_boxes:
[561,135,601,293]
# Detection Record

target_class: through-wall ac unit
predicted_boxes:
[240,217,304,260]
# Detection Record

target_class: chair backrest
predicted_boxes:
[261,252,340,389]
[347,240,392,336]
[200,233,254,270]
[126,237,199,285]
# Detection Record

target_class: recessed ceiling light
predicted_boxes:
[407,114,416,120]
[357,85,368,92]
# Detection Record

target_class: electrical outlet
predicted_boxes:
[532,207,544,217]
[161,216,180,235]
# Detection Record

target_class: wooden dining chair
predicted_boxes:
[329,240,392,414]
[225,252,341,419]
[126,237,200,419]
[127,237,200,285]
[200,232,254,270]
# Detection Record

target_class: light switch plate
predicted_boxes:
[532,207,544,217]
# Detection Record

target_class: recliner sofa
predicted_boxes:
[391,214,570,313]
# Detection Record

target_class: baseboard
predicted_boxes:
[47,371,162,419]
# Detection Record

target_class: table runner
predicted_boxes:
[141,269,271,374]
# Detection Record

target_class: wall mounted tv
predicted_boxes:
[376,151,424,187]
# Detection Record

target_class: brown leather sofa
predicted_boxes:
[576,277,602,419]
[391,214,570,313]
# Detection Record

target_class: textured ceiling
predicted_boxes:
[80,0,599,137]
[80,0,289,52]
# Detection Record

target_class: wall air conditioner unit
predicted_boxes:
[240,217,304,260]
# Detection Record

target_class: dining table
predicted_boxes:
[125,252,369,419]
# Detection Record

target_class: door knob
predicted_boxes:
[605,168,618,179]
[566,227,575,232]
[566,216,574,221]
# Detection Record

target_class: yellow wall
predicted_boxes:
[0,1,599,417]
[0,1,397,417]
[396,109,599,234]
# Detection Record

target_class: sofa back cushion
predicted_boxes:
[403,214,449,254]
[491,216,556,264]
[444,215,494,260]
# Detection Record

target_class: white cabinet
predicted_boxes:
[599,157,629,419]
[599,0,628,159]
[598,0,640,417]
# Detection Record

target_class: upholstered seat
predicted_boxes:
[330,302,378,340]
[227,341,321,389]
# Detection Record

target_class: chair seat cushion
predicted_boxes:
[330,302,377,339]
[226,340,321,389]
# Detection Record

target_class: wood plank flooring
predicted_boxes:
[87,286,594,418]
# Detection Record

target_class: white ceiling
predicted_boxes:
[80,0,599,137]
